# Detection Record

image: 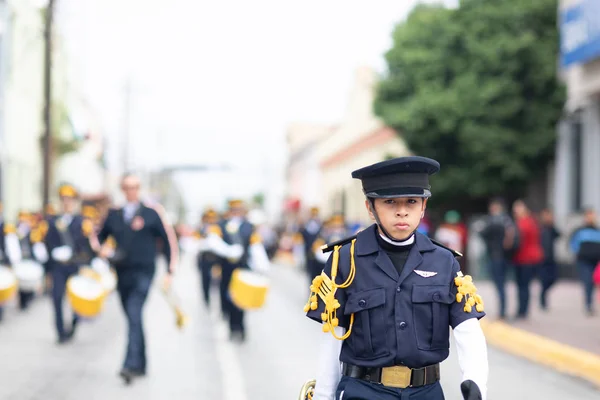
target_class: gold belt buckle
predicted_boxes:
[381,365,412,388]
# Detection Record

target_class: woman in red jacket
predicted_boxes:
[512,200,544,319]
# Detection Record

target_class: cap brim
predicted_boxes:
[365,187,431,198]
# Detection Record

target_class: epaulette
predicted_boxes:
[81,218,94,237]
[250,231,262,245]
[321,234,358,253]
[207,224,223,237]
[3,223,16,235]
[430,238,463,258]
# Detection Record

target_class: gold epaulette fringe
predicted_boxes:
[303,239,357,340]
[454,272,484,312]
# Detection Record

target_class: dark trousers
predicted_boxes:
[117,270,153,372]
[538,261,557,308]
[198,260,216,306]
[336,376,445,400]
[229,302,245,335]
[220,265,233,318]
[220,264,245,336]
[51,265,79,338]
[514,264,537,317]
[577,261,596,312]
[487,259,507,318]
[18,290,35,310]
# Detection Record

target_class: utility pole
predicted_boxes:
[0,0,9,204]
[122,79,132,174]
[42,0,55,214]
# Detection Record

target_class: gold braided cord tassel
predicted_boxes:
[303,239,357,340]
[454,272,484,312]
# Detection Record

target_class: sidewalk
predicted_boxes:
[477,279,600,388]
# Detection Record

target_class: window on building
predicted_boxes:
[571,116,583,212]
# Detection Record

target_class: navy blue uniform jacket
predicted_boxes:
[307,224,485,369]
[44,214,93,268]
[97,204,173,273]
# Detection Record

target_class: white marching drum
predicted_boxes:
[66,273,106,318]
[0,265,17,304]
[13,260,45,293]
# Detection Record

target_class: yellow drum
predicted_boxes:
[229,269,269,310]
[0,266,17,304]
[66,272,106,318]
[13,260,44,293]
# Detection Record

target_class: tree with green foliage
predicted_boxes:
[374,0,565,211]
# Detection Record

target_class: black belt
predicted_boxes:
[342,363,440,389]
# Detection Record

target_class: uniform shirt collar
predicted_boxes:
[355,224,436,256]
[61,213,73,226]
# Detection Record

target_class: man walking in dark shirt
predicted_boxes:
[94,173,178,384]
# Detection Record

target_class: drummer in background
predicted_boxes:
[39,184,94,344]
[299,207,324,285]
[15,210,37,310]
[203,199,270,341]
[93,173,178,384]
[310,214,351,277]
[0,203,22,322]
[31,211,53,296]
[196,208,222,309]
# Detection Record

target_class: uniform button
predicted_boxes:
[358,299,367,307]
[399,322,407,330]
[433,292,441,301]
[396,287,401,293]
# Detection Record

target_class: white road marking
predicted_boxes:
[209,300,248,400]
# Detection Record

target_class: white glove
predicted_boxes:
[91,257,110,274]
[248,243,270,274]
[314,248,329,264]
[5,233,22,264]
[51,246,73,262]
[206,233,243,261]
[32,242,49,264]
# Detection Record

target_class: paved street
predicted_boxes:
[0,254,599,400]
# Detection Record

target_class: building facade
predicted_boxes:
[1,0,46,220]
[285,123,333,214]
[317,67,409,225]
[284,67,409,225]
[554,0,600,263]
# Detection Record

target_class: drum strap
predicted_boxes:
[57,217,76,250]
[20,237,32,259]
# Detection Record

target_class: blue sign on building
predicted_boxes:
[560,0,600,67]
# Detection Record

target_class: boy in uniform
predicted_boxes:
[305,156,488,400]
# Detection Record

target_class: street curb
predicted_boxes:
[481,320,600,388]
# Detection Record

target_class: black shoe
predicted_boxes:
[57,335,72,345]
[586,308,595,317]
[119,369,135,385]
[66,321,78,340]
[514,313,527,321]
[131,369,146,377]
[229,330,246,343]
